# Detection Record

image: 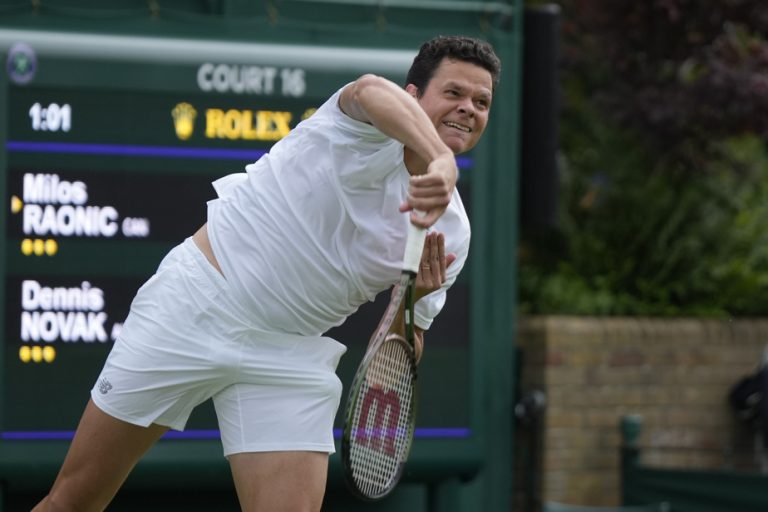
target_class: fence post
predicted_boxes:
[621,414,642,505]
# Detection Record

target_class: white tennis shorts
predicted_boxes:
[91,237,347,456]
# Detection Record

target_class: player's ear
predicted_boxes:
[405,83,420,99]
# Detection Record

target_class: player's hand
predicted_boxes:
[400,153,457,228]
[414,232,456,301]
[412,232,455,364]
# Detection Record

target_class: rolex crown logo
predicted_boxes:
[171,102,197,140]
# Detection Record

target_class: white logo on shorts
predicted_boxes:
[98,377,113,395]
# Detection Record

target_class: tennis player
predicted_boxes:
[33,35,500,512]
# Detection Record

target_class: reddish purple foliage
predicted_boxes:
[558,0,768,147]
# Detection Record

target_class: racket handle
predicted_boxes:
[403,211,427,274]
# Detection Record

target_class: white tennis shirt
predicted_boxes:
[206,87,470,337]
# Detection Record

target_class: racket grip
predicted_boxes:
[403,212,427,274]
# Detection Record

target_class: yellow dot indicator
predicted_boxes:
[11,195,23,214]
[45,239,58,256]
[43,345,56,363]
[33,238,45,256]
[19,345,31,363]
[31,345,43,363]
[21,238,33,255]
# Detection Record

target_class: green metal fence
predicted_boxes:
[621,416,768,512]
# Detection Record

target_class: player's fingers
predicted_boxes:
[428,233,440,280]
[400,201,443,228]
[409,182,447,200]
[418,234,433,284]
[446,252,457,269]
[412,208,443,228]
[406,191,450,211]
[434,232,446,282]
[423,235,442,290]
[422,234,434,282]
[419,232,432,260]
[414,335,423,364]
[405,176,452,225]
[410,169,453,192]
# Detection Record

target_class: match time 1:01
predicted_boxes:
[28,103,72,132]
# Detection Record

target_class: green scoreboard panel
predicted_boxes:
[0,28,482,485]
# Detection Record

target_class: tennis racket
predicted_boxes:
[341,218,426,501]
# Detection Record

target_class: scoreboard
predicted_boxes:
[0,29,476,454]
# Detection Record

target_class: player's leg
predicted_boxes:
[213,333,346,511]
[228,451,329,512]
[32,399,168,512]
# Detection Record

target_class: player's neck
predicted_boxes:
[403,147,428,176]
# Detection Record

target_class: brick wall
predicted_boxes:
[515,316,768,507]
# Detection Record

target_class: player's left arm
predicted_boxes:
[390,231,456,362]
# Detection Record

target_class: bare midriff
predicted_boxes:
[192,223,224,277]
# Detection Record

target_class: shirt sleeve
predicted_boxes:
[323,86,404,187]
[326,84,391,142]
[211,172,248,199]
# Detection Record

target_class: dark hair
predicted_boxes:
[406,35,501,96]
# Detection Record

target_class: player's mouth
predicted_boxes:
[443,120,472,133]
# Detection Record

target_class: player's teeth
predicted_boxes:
[445,122,470,132]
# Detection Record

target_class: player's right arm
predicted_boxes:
[339,75,457,228]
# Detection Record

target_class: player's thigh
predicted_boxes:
[44,399,168,510]
[228,451,329,512]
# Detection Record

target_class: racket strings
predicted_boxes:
[348,337,415,497]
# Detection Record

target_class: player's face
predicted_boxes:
[408,58,493,155]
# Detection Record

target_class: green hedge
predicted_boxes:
[519,87,768,316]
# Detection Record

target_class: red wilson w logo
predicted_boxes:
[356,388,402,456]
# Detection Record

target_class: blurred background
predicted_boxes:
[1,1,767,511]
